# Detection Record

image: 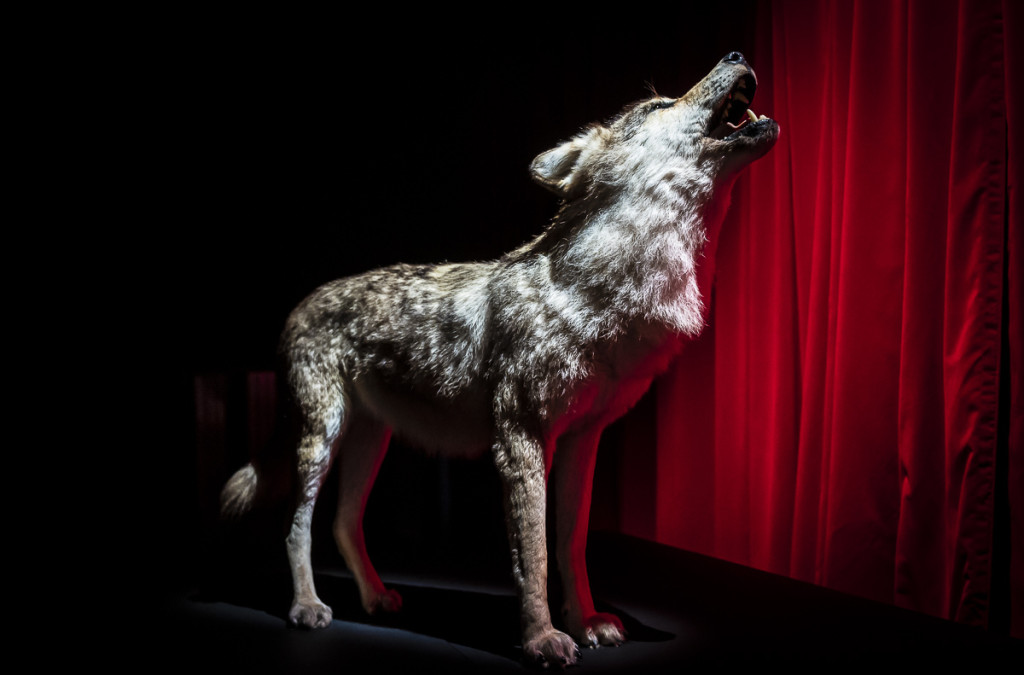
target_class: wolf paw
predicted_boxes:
[524,628,580,669]
[570,612,626,648]
[363,588,403,615]
[288,598,333,629]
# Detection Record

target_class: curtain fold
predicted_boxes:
[652,0,1019,634]
[1002,0,1023,643]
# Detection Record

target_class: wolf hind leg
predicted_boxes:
[332,411,402,615]
[285,391,348,629]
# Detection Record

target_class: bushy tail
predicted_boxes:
[220,464,260,519]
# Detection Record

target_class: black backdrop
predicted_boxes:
[136,5,758,594]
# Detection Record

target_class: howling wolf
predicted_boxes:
[221,52,778,667]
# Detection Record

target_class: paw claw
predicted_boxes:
[569,612,626,648]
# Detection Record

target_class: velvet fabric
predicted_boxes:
[652,0,1020,636]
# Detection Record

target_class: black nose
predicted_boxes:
[723,52,747,65]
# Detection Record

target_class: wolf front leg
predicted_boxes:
[493,426,580,668]
[553,428,626,647]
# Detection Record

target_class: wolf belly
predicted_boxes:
[353,371,493,458]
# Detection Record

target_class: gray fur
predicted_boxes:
[221,53,778,667]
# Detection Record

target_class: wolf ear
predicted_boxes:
[530,125,608,198]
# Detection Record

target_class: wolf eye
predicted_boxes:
[647,99,676,113]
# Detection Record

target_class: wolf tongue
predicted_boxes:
[725,99,750,125]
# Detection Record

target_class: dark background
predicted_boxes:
[164,8,756,370]
[70,6,1021,668]
[136,5,759,591]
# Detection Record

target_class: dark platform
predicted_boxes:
[142,531,1020,673]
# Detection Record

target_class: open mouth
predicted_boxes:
[707,72,769,141]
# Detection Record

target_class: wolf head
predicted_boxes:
[530,53,779,201]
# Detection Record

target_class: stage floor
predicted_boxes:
[147,532,1020,672]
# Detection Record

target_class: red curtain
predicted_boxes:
[651,0,1021,636]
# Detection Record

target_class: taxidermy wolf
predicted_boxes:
[221,52,778,667]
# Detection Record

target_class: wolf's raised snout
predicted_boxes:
[221,55,777,668]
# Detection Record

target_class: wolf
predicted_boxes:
[220,52,777,667]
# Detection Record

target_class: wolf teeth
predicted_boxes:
[734,92,750,105]
[746,108,758,123]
